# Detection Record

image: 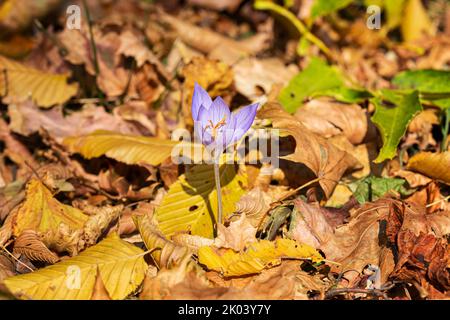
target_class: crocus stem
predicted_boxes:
[213,161,223,227]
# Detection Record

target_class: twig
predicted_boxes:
[1,245,34,273]
[254,1,333,60]
[325,287,389,300]
[81,0,100,76]
[426,194,450,208]
[213,161,223,231]
[441,108,450,152]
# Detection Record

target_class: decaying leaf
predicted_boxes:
[214,214,257,252]
[13,229,59,264]
[4,234,147,300]
[12,178,88,238]
[198,238,322,277]
[258,102,359,198]
[135,213,192,268]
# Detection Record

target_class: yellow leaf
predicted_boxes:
[13,179,88,237]
[134,214,192,268]
[4,234,147,300]
[0,55,78,107]
[198,238,322,277]
[156,163,247,238]
[63,130,178,166]
[401,0,434,43]
[407,151,450,184]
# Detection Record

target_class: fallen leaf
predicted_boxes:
[295,98,367,145]
[407,151,450,184]
[214,214,257,251]
[198,238,322,277]
[13,229,59,264]
[0,55,78,108]
[63,130,178,167]
[258,102,359,198]
[4,234,147,300]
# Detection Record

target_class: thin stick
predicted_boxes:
[426,194,450,208]
[82,0,100,76]
[213,162,223,228]
[1,245,34,273]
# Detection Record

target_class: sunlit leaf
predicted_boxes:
[4,234,147,300]
[13,178,88,237]
[407,152,450,185]
[198,238,322,277]
[64,130,179,166]
[0,55,78,108]
[371,90,422,163]
[155,164,247,239]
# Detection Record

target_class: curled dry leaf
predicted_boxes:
[135,213,192,268]
[13,229,59,264]
[407,151,450,184]
[258,102,360,198]
[235,187,272,227]
[295,98,368,145]
[214,214,257,251]
[393,169,432,188]
[233,58,298,100]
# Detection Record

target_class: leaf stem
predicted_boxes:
[82,0,99,76]
[441,108,450,152]
[213,161,223,229]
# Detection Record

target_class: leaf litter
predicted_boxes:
[0,0,449,300]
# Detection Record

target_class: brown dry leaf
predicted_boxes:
[0,254,15,282]
[394,169,432,188]
[13,229,59,264]
[187,0,243,12]
[8,100,141,143]
[170,261,326,300]
[258,102,360,198]
[235,187,273,227]
[407,151,450,184]
[233,58,298,100]
[135,212,192,268]
[214,214,257,251]
[295,99,368,145]
[160,13,269,63]
[91,267,112,300]
[406,109,439,150]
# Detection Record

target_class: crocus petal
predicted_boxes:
[192,83,212,120]
[195,106,214,145]
[230,103,259,143]
[209,96,231,124]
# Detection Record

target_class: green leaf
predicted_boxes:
[278,58,344,113]
[279,58,371,112]
[349,176,411,204]
[393,70,450,109]
[311,0,354,18]
[64,130,178,166]
[155,164,247,239]
[371,90,422,163]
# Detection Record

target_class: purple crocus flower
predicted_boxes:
[192,83,258,158]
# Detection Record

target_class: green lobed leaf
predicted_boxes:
[393,70,450,109]
[371,89,422,163]
[311,0,354,18]
[349,176,412,204]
